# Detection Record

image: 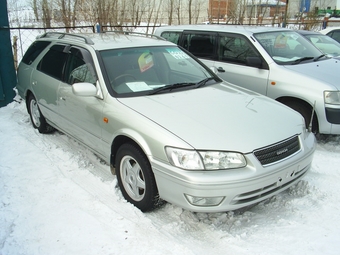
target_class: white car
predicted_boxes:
[297,30,340,57]
[16,32,315,213]
[319,26,340,43]
[155,25,340,135]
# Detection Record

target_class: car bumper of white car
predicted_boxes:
[152,133,316,213]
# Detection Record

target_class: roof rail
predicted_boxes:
[102,30,166,41]
[37,32,94,45]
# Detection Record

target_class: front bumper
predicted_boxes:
[151,133,316,213]
[325,107,340,124]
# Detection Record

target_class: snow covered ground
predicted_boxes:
[1,98,340,255]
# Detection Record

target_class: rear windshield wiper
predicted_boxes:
[149,82,196,95]
[291,57,314,65]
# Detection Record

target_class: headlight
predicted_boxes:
[324,91,340,105]
[165,147,246,170]
[199,151,246,170]
[165,147,204,170]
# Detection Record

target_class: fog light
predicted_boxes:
[184,194,225,206]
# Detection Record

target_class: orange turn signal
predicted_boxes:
[103,117,109,123]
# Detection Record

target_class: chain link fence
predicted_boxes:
[10,26,96,69]
[9,20,340,70]
[9,25,162,69]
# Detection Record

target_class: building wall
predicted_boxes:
[208,0,229,19]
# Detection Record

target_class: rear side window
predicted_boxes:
[21,41,51,65]
[328,30,340,43]
[181,33,216,60]
[160,31,182,44]
[37,44,68,80]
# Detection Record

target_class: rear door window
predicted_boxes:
[37,44,68,80]
[180,32,217,60]
[160,31,182,44]
[328,30,340,43]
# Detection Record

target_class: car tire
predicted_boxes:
[27,94,54,133]
[115,143,160,212]
[286,101,319,133]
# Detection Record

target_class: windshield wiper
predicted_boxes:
[149,82,195,95]
[149,77,216,95]
[194,77,216,88]
[314,54,326,61]
[291,57,314,65]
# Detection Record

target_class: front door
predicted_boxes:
[57,46,105,156]
[211,33,270,96]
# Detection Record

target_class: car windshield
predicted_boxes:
[100,46,217,96]
[254,31,327,65]
[304,34,340,57]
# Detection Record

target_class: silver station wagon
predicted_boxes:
[16,32,316,213]
[155,25,340,135]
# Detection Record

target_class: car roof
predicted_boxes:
[296,30,323,36]
[155,24,292,36]
[36,32,175,51]
[319,26,340,34]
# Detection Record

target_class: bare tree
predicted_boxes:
[175,0,181,24]
[192,0,206,24]
[187,0,192,24]
[55,0,78,31]
[146,0,162,33]
[32,0,40,21]
[248,0,256,25]
[165,0,174,25]
[41,0,52,27]
[236,0,247,25]
[256,0,270,25]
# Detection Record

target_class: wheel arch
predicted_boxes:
[25,89,34,112]
[276,96,319,132]
[110,134,152,173]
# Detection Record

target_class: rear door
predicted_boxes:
[32,44,68,123]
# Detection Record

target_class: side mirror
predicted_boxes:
[209,66,218,74]
[246,56,263,68]
[72,82,97,97]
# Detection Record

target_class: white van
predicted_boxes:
[154,25,340,135]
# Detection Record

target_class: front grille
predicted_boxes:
[253,135,301,166]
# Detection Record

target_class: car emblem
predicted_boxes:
[276,148,288,156]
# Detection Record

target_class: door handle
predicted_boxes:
[217,67,225,73]
[60,97,66,101]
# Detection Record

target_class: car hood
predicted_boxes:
[118,83,304,153]
[283,58,340,90]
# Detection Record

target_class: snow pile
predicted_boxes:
[1,99,340,255]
